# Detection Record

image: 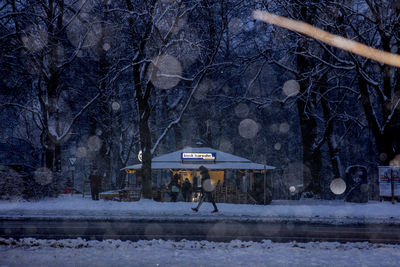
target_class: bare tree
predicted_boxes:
[115,0,227,198]
[0,0,103,175]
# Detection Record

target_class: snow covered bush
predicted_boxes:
[24,170,62,200]
[0,165,64,200]
[0,166,24,200]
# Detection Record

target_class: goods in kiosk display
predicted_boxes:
[378,166,400,203]
[171,185,179,193]
[379,167,392,197]
[393,167,400,196]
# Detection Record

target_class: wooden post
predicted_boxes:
[391,168,395,204]
[263,165,266,205]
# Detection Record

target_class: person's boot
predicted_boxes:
[212,209,218,213]
[191,207,198,212]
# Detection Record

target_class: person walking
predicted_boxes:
[192,166,218,213]
[182,178,192,202]
[89,168,102,201]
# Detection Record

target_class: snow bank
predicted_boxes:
[0,238,400,267]
[0,195,399,224]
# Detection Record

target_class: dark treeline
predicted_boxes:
[0,0,399,199]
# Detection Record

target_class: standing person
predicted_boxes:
[169,174,180,202]
[89,168,102,201]
[192,166,218,213]
[182,178,192,202]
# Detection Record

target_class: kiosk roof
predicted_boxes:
[122,147,275,171]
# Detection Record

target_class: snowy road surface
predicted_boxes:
[1,195,400,224]
[2,219,400,243]
[1,238,400,267]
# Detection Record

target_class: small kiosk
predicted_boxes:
[121,147,275,204]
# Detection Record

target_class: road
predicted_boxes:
[1,218,400,244]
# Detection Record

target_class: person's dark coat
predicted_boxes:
[89,172,102,200]
[192,166,218,212]
[182,178,192,202]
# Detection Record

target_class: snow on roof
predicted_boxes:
[122,147,275,171]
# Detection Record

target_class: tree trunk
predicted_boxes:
[297,99,322,194]
[133,62,153,199]
[295,4,322,196]
[139,110,153,198]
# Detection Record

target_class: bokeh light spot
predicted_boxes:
[282,80,300,96]
[77,147,87,158]
[148,55,183,89]
[234,103,249,118]
[274,143,281,150]
[88,136,102,151]
[203,179,215,192]
[111,101,120,111]
[238,119,259,139]
[22,25,48,51]
[219,138,234,154]
[193,79,216,101]
[66,14,102,48]
[34,167,53,186]
[330,178,346,195]
[229,18,243,34]
[379,153,387,162]
[279,123,290,133]
[270,124,279,133]
[102,43,111,51]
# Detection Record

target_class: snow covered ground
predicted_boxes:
[0,238,399,267]
[0,194,399,224]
